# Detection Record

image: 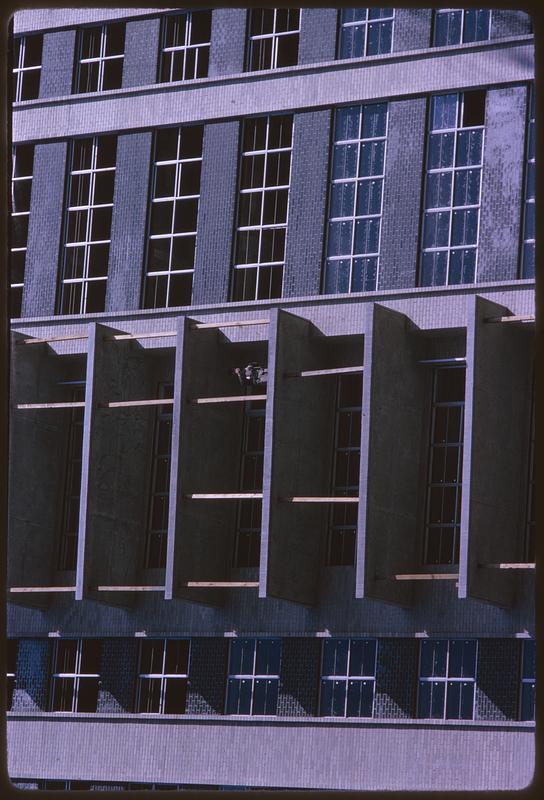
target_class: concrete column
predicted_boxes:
[208,8,247,76]
[40,29,76,98]
[298,8,337,64]
[122,17,161,88]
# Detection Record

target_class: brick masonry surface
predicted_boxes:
[11,638,51,712]
[40,29,76,98]
[123,17,161,89]
[475,638,521,721]
[97,638,139,713]
[186,637,229,714]
[277,637,321,717]
[374,638,419,718]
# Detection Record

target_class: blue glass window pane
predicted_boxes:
[255,639,281,675]
[331,680,346,715]
[449,249,476,284]
[432,94,458,131]
[362,103,387,139]
[464,10,490,43]
[526,162,535,200]
[522,641,536,679]
[522,243,535,279]
[340,24,366,59]
[451,208,478,246]
[323,638,349,676]
[525,203,535,241]
[426,172,452,208]
[521,683,535,721]
[421,251,447,286]
[335,106,361,142]
[448,640,477,678]
[352,257,378,291]
[366,21,393,56]
[346,679,374,716]
[420,639,448,678]
[253,678,278,714]
[342,9,367,25]
[328,220,353,256]
[417,681,431,717]
[430,681,446,718]
[333,144,358,179]
[428,133,455,169]
[360,140,385,176]
[324,259,351,293]
[356,179,382,216]
[369,8,393,21]
[456,129,483,167]
[354,217,380,254]
[331,181,355,218]
[528,118,535,160]
[229,639,255,675]
[423,210,450,248]
[460,682,474,719]
[226,678,252,714]
[445,680,461,719]
[349,639,377,676]
[434,11,462,46]
[453,169,480,206]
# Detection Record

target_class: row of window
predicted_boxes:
[13,9,503,102]
[9,86,535,318]
[6,637,536,722]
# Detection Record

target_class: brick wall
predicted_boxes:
[298,8,337,64]
[96,638,139,713]
[186,637,229,714]
[122,18,161,88]
[40,30,76,98]
[491,11,532,38]
[393,9,432,52]
[374,638,419,718]
[475,638,520,721]
[11,638,51,711]
[277,637,321,716]
[208,9,247,77]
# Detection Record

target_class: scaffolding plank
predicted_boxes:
[96,585,165,591]
[481,563,535,570]
[185,492,263,499]
[189,318,269,330]
[9,586,76,592]
[191,394,266,404]
[181,581,259,587]
[16,401,85,409]
[99,398,174,408]
[104,331,176,341]
[485,314,535,324]
[393,573,459,581]
[281,496,359,503]
[285,366,364,378]
[15,334,88,345]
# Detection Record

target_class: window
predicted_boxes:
[232,115,293,301]
[235,399,265,567]
[420,92,485,286]
[58,136,117,314]
[58,387,85,570]
[525,381,535,561]
[418,639,477,719]
[143,126,203,309]
[521,86,535,278]
[136,639,189,714]
[159,11,211,82]
[50,639,101,712]
[433,9,491,46]
[7,640,18,711]
[10,144,35,318]
[74,23,125,93]
[226,639,281,715]
[323,103,388,294]
[320,638,376,717]
[424,367,465,565]
[520,640,535,721]
[145,385,173,568]
[12,34,42,101]
[246,8,300,71]
[328,373,362,565]
[337,9,394,59]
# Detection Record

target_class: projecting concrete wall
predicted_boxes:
[7,715,535,790]
[260,310,337,605]
[459,296,533,605]
[357,305,425,604]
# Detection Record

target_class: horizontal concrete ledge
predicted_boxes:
[13,40,533,143]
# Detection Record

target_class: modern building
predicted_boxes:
[7,6,535,792]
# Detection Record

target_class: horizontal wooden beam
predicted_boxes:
[9,586,76,593]
[280,496,359,503]
[191,394,266,404]
[15,402,85,410]
[95,585,165,591]
[185,492,263,500]
[15,333,88,345]
[417,357,466,365]
[481,562,535,570]
[189,319,269,330]
[181,581,259,588]
[98,398,173,409]
[485,314,535,324]
[103,331,176,341]
[285,366,364,378]
[393,573,459,581]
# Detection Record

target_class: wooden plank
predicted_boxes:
[98,398,174,408]
[96,585,165,591]
[15,402,85,410]
[181,581,259,588]
[393,573,459,581]
[281,496,359,503]
[417,357,466,365]
[189,318,269,330]
[9,586,76,593]
[481,562,535,570]
[285,366,364,378]
[185,492,263,500]
[485,315,535,324]
[103,331,176,341]
[16,333,88,345]
[191,394,266,404]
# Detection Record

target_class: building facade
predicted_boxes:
[8,6,535,792]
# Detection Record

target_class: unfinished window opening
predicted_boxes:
[234,398,265,567]
[57,386,85,571]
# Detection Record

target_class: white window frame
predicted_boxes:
[519,639,535,722]
[145,384,174,568]
[12,34,42,102]
[433,9,492,47]
[417,638,477,720]
[521,84,535,278]
[58,385,86,570]
[246,8,301,71]
[234,399,265,567]
[225,638,281,716]
[10,144,34,317]
[135,638,190,715]
[49,639,100,713]
[337,8,395,59]
[159,11,212,82]
[319,638,377,717]
[74,23,125,94]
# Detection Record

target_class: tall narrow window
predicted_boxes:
[520,640,535,721]
[50,639,101,712]
[235,399,265,567]
[12,34,42,101]
[320,638,376,717]
[232,115,293,301]
[420,92,485,286]
[59,136,117,315]
[143,126,203,309]
[328,373,362,565]
[136,639,190,714]
[433,9,491,46]
[246,9,300,71]
[159,11,211,82]
[58,386,85,570]
[7,640,18,711]
[145,385,173,568]
[424,367,465,565]
[521,86,535,278]
[226,639,281,715]
[337,9,394,58]
[525,381,535,562]
[323,103,388,294]
[10,144,35,318]
[74,23,125,93]
[418,639,477,720]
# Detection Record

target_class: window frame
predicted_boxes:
[432,9,491,47]
[12,34,42,102]
[10,143,35,318]
[158,10,212,83]
[57,385,86,571]
[417,638,478,720]
[246,8,301,72]
[234,398,266,567]
[337,8,395,60]
[135,638,190,715]
[520,83,535,278]
[73,22,125,94]
[225,637,281,716]
[49,638,101,713]
[7,639,18,711]
[319,637,377,717]
[519,639,535,722]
